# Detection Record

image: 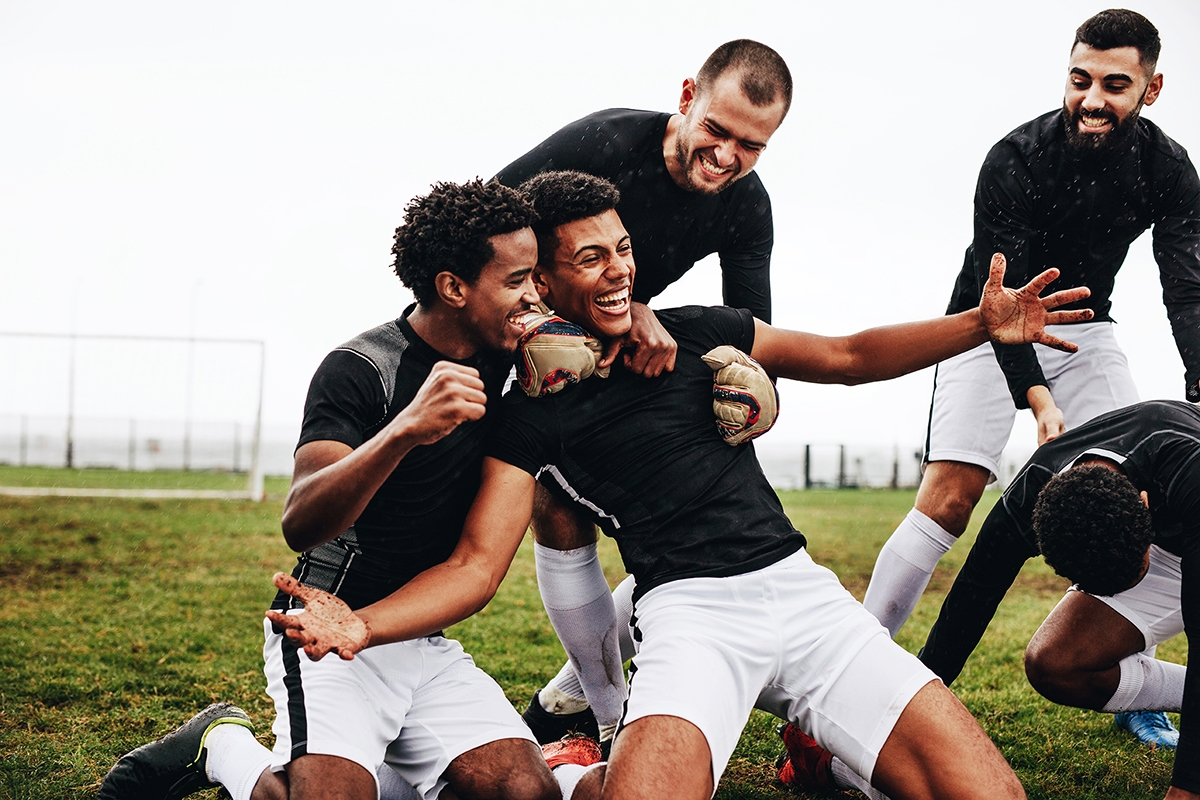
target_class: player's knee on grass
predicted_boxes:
[286,754,377,800]
[531,483,598,549]
[446,739,559,800]
[914,462,991,536]
[875,682,1025,800]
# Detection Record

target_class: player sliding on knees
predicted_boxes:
[269,171,1092,800]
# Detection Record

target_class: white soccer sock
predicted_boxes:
[552,762,604,800]
[543,575,639,704]
[203,723,272,800]
[1101,652,1187,713]
[831,757,889,800]
[377,764,422,800]
[611,574,638,662]
[535,543,628,730]
[862,508,957,637]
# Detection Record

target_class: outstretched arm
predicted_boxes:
[267,457,537,659]
[750,253,1093,384]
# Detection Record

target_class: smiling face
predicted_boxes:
[456,227,540,354]
[1062,44,1161,157]
[667,70,786,195]
[534,209,634,340]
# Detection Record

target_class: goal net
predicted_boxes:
[0,332,266,500]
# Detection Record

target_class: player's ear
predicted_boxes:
[678,77,697,115]
[532,265,553,306]
[435,271,468,309]
[1143,72,1163,106]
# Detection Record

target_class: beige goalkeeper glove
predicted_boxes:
[516,310,610,398]
[701,345,779,446]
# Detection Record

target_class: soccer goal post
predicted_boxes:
[0,331,266,501]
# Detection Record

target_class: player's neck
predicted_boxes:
[661,114,688,189]
[407,303,479,361]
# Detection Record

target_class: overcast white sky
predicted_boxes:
[2,0,1198,460]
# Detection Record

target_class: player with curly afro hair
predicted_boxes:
[1032,463,1154,596]
[392,178,536,306]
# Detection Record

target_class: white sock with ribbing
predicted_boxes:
[862,508,958,637]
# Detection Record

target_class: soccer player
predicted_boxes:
[494,37,791,747]
[269,170,1095,800]
[915,400,1197,800]
[97,180,566,800]
[860,9,1200,743]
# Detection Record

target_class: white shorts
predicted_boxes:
[926,322,1139,480]
[624,549,936,789]
[1073,544,1185,646]
[263,619,536,800]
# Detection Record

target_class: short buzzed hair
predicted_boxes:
[1074,9,1161,75]
[696,39,793,119]
[517,171,621,268]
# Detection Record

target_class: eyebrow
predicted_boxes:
[705,117,769,150]
[1070,67,1135,83]
[572,236,631,259]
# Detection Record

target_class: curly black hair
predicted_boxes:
[1074,9,1160,74]
[391,179,536,306]
[517,171,621,268]
[1032,463,1153,596]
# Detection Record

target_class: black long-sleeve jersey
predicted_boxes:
[919,400,1200,792]
[494,109,774,323]
[944,110,1200,407]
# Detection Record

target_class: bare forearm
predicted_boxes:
[281,432,421,552]
[356,558,499,645]
[836,310,987,383]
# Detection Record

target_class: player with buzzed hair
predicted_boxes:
[495,37,793,750]
[859,7,1200,748]
[98,179,568,800]
[266,170,1097,800]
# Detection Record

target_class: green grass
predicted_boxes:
[0,465,292,497]
[0,480,1185,799]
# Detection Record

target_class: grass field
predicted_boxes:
[0,469,1184,799]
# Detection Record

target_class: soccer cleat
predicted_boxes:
[97,702,254,800]
[775,722,834,791]
[522,690,600,745]
[1114,710,1179,749]
[541,733,604,770]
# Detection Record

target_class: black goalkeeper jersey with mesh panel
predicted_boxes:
[918,400,1200,792]
[495,109,774,322]
[271,307,510,612]
[486,306,804,598]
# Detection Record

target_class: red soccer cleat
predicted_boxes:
[541,733,604,770]
[775,722,834,791]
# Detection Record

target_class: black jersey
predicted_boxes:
[943,110,1200,407]
[486,306,804,598]
[272,308,511,611]
[494,109,774,322]
[918,400,1200,791]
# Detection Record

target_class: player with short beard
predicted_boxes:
[858,8,1200,749]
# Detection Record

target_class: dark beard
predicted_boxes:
[1062,101,1140,162]
[673,137,737,195]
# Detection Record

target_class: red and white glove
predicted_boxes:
[701,345,779,446]
[516,310,609,398]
